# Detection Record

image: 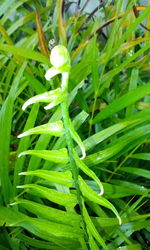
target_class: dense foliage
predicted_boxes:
[0,0,150,249]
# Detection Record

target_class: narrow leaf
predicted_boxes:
[94,82,150,123]
[79,176,122,225]
[89,234,100,250]
[0,62,27,203]
[12,199,80,226]
[121,167,150,179]
[70,119,86,159]
[35,11,49,58]
[82,201,107,249]
[13,104,39,195]
[22,88,63,110]
[19,170,73,187]
[17,184,78,207]
[116,244,142,250]
[80,118,144,153]
[73,151,104,195]
[18,148,69,164]
[131,153,150,161]
[0,44,49,64]
[18,120,64,138]
[57,0,67,46]
[0,206,83,240]
[22,217,83,239]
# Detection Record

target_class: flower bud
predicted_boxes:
[50,45,70,72]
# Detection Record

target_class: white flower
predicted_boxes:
[45,45,71,81]
[50,45,70,69]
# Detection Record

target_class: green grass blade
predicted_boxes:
[0,62,27,204]
[94,82,150,123]
[126,68,138,117]
[121,167,150,179]
[131,153,150,161]
[0,44,49,64]
[13,104,39,196]
[0,0,16,17]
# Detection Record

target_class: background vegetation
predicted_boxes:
[0,0,150,249]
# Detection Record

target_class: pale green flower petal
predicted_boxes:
[45,67,61,80]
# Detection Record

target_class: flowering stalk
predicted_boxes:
[45,45,82,207]
[18,45,121,230]
[61,72,82,206]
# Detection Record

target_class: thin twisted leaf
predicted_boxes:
[79,176,122,225]
[82,201,107,249]
[22,88,63,110]
[69,119,86,159]
[73,151,104,195]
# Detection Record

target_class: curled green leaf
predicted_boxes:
[18,121,64,138]
[73,151,104,196]
[69,119,86,159]
[18,148,69,164]
[82,200,107,249]
[22,88,62,110]
[79,176,122,225]
[19,170,73,187]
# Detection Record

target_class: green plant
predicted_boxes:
[0,0,150,249]
[15,44,121,249]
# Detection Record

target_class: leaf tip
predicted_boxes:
[9,202,15,206]
[118,217,122,225]
[44,103,53,110]
[80,151,86,160]
[22,103,27,111]
[22,100,32,111]
[19,172,26,176]
[98,188,104,196]
[17,133,23,138]
[18,152,25,158]
[44,71,50,81]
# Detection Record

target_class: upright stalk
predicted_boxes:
[44,44,83,211]
[61,72,82,209]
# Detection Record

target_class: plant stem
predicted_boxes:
[61,72,82,209]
